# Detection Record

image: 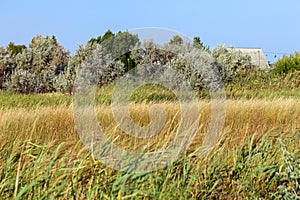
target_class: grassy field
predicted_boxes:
[0,85,300,199]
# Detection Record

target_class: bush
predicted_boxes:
[212,45,253,83]
[131,41,222,91]
[74,43,125,92]
[5,35,70,93]
[166,43,221,91]
[0,46,18,89]
[0,47,7,88]
[274,52,300,74]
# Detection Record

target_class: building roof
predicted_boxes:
[228,47,269,70]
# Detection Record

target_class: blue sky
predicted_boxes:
[1,0,299,62]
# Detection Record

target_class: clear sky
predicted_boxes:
[1,0,299,62]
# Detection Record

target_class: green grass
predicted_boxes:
[0,84,178,109]
[0,91,71,109]
[226,70,300,99]
[1,79,299,110]
[0,131,299,199]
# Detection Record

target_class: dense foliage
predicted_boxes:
[88,30,139,73]
[275,51,300,74]
[212,45,253,83]
[2,36,69,93]
[0,31,299,94]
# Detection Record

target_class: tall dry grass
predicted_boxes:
[0,99,299,199]
[1,99,298,150]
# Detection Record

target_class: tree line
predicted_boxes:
[0,30,297,94]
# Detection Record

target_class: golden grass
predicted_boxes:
[1,99,299,152]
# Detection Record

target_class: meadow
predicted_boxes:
[0,82,300,199]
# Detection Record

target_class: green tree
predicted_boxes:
[193,36,210,52]
[274,52,300,74]
[169,35,183,45]
[87,30,139,73]
[88,29,114,45]
[101,29,114,41]
[6,42,26,56]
